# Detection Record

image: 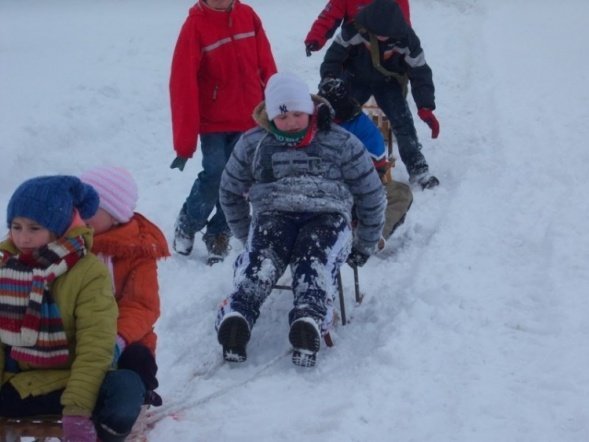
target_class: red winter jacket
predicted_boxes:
[169,0,277,158]
[305,0,411,50]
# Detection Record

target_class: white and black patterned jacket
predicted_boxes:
[220,97,386,255]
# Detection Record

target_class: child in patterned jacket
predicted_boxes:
[215,72,386,368]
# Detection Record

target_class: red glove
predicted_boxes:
[417,108,440,139]
[62,415,96,442]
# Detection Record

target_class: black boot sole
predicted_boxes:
[218,316,250,363]
[289,319,320,368]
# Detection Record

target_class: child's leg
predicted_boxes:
[93,370,145,442]
[289,213,351,334]
[215,212,298,330]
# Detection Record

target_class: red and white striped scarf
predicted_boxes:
[0,235,86,367]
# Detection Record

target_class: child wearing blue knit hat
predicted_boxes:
[0,175,146,442]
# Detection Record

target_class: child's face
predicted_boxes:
[273,111,310,133]
[85,208,118,235]
[10,217,55,254]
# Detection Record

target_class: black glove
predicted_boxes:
[316,102,333,132]
[318,77,347,101]
[346,248,369,268]
[305,41,319,57]
[118,342,159,391]
[170,156,188,171]
[144,390,163,407]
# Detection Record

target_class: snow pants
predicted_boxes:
[347,76,429,177]
[0,369,145,442]
[177,132,241,237]
[216,212,352,334]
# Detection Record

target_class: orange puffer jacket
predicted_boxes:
[91,213,170,354]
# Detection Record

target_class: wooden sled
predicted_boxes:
[0,415,63,442]
[274,267,362,329]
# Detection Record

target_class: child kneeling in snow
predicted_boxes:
[0,176,145,442]
[215,72,386,367]
[80,166,169,408]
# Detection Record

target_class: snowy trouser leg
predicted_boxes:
[289,213,351,336]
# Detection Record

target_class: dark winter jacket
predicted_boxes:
[305,0,411,51]
[169,0,277,158]
[220,97,386,255]
[320,0,435,110]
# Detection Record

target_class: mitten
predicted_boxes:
[170,156,188,171]
[145,390,163,407]
[62,415,96,442]
[417,108,440,139]
[118,342,159,391]
[318,77,347,101]
[346,248,370,268]
[305,41,319,57]
[316,103,333,132]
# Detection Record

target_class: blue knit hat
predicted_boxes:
[6,176,100,236]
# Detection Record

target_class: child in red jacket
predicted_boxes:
[80,166,170,406]
[305,0,411,56]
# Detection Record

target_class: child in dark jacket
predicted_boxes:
[320,0,440,189]
[216,72,386,368]
[0,176,145,442]
[80,166,170,408]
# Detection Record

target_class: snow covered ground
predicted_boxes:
[1,0,589,440]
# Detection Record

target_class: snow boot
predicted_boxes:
[289,317,321,368]
[217,312,250,363]
[204,232,231,265]
[409,171,440,190]
[173,222,195,256]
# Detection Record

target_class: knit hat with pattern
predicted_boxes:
[264,72,314,121]
[80,166,138,223]
[7,175,99,236]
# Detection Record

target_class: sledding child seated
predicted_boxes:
[215,72,386,367]
[318,77,413,249]
[80,166,170,408]
[0,176,145,442]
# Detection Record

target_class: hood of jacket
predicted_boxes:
[355,0,409,39]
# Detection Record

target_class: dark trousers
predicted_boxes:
[348,77,429,177]
[178,132,241,237]
[0,369,145,442]
[216,212,352,334]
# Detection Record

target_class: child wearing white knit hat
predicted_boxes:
[80,165,169,410]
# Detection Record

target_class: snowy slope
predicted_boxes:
[1,0,589,441]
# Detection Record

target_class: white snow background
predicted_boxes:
[1,0,589,441]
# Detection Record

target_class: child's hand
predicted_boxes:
[417,108,440,139]
[62,415,96,442]
[305,41,319,57]
[170,156,188,171]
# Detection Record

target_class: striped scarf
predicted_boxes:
[0,235,86,367]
